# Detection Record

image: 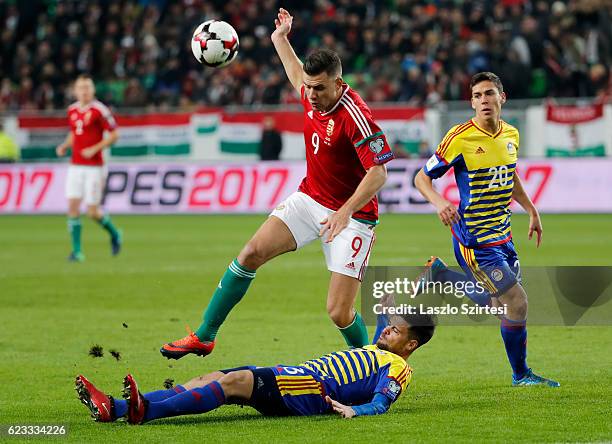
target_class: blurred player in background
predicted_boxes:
[161,8,394,359]
[77,312,434,423]
[414,72,559,387]
[56,74,122,262]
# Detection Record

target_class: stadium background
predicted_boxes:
[0,1,611,443]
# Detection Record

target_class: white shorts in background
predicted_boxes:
[65,165,107,206]
[270,191,376,280]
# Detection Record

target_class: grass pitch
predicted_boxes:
[0,213,611,443]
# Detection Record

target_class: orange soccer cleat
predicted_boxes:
[160,328,215,360]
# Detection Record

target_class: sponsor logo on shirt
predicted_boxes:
[475,146,485,154]
[507,142,515,153]
[308,110,313,119]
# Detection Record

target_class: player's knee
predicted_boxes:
[68,202,80,217]
[327,304,353,328]
[503,284,528,319]
[237,241,267,270]
[86,207,99,219]
[218,370,252,398]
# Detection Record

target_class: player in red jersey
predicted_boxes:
[56,75,122,262]
[161,8,394,359]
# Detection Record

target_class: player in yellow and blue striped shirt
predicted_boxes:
[415,72,559,388]
[75,311,435,423]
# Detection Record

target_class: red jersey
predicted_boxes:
[298,84,394,222]
[67,100,117,166]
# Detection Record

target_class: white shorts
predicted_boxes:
[270,191,376,280]
[65,165,107,206]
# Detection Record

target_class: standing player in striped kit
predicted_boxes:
[414,72,559,387]
[161,8,394,358]
[56,75,122,262]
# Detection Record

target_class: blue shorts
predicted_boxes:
[452,237,521,297]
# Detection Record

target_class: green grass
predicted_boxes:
[0,214,611,443]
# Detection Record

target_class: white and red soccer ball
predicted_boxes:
[191,20,239,68]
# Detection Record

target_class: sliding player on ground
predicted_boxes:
[77,312,434,423]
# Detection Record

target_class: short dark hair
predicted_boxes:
[401,313,436,348]
[470,72,504,94]
[303,49,342,77]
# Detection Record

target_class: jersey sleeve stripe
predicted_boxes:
[92,100,112,117]
[395,367,408,383]
[437,122,473,158]
[343,95,373,136]
[437,122,473,156]
[436,122,471,154]
[341,98,370,138]
[341,99,368,138]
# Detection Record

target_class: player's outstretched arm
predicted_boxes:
[414,169,460,226]
[326,394,392,418]
[512,171,542,247]
[271,8,303,93]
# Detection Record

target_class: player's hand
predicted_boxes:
[528,210,543,248]
[272,8,293,38]
[319,209,350,243]
[81,146,99,159]
[325,396,356,419]
[55,145,68,157]
[436,200,460,226]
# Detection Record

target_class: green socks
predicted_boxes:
[338,312,369,347]
[67,217,82,254]
[193,258,367,347]
[98,214,120,239]
[195,259,256,341]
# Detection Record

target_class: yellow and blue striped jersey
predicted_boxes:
[272,345,412,415]
[423,119,519,248]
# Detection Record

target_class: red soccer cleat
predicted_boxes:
[75,375,116,422]
[160,329,215,360]
[122,374,147,425]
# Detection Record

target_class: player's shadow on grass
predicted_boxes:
[147,411,348,426]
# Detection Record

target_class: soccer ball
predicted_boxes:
[191,20,239,68]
